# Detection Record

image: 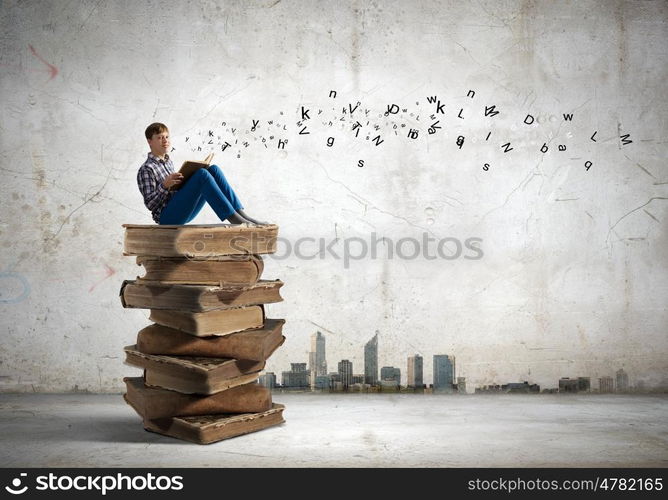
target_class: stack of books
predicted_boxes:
[119,223,286,444]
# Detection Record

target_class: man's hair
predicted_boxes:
[145,122,169,140]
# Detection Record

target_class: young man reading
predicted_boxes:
[137,122,266,225]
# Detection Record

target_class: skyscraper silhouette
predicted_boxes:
[599,376,614,393]
[433,354,455,393]
[616,368,629,392]
[338,359,353,389]
[577,377,591,392]
[309,331,327,389]
[380,366,401,384]
[364,332,379,385]
[258,372,276,390]
[407,354,423,388]
[282,363,308,388]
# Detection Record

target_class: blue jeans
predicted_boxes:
[159,165,243,224]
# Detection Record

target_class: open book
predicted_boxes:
[173,153,214,190]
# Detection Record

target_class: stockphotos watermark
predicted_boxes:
[188,232,484,268]
[3,472,183,496]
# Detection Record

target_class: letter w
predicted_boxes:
[484,105,499,117]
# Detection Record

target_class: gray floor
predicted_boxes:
[1,393,666,467]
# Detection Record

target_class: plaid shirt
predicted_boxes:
[137,152,175,223]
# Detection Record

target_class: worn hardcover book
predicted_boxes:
[134,254,264,285]
[124,346,264,394]
[137,318,286,361]
[123,223,278,257]
[148,306,265,337]
[123,377,272,419]
[142,404,285,444]
[120,279,283,312]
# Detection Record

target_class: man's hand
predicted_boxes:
[162,172,184,190]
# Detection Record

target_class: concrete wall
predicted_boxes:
[1,0,666,392]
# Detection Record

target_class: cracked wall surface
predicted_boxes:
[0,0,667,392]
